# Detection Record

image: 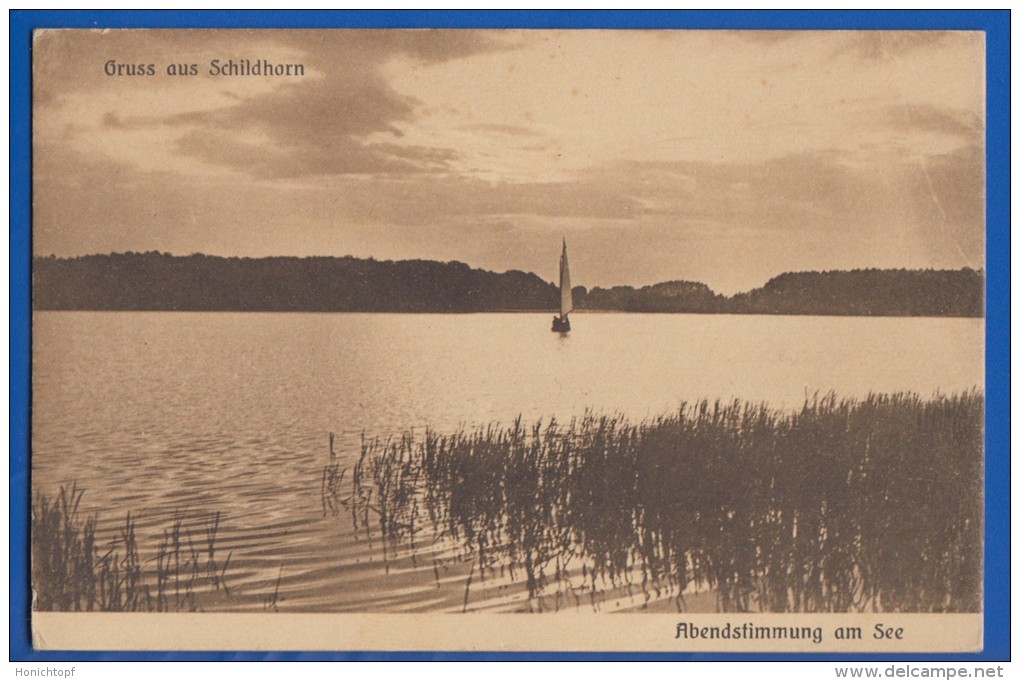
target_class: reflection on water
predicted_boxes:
[32,312,983,612]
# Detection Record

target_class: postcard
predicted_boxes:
[29,27,986,653]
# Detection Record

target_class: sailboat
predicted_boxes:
[551,239,573,333]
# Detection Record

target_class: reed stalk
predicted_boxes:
[329,391,983,613]
[32,487,233,612]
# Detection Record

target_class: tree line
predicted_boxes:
[33,252,983,317]
[577,268,983,317]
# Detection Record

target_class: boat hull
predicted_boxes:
[552,315,570,333]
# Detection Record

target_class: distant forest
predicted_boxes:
[33,252,984,317]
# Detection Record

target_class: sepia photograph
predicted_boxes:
[28,26,987,653]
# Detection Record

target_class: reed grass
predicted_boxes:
[32,486,233,612]
[327,391,983,613]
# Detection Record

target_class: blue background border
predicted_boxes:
[9,10,1010,662]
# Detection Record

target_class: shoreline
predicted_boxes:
[30,308,985,319]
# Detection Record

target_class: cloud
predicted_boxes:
[158,40,483,177]
[882,103,983,140]
[577,153,870,228]
[168,77,446,178]
[841,31,956,60]
[36,29,510,180]
[458,123,543,138]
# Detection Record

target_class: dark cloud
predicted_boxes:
[173,128,455,178]
[458,123,543,138]
[272,29,508,64]
[838,31,955,60]
[178,33,512,177]
[37,29,510,179]
[168,74,440,178]
[101,112,126,129]
[882,103,983,140]
[161,48,464,177]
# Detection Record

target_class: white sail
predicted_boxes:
[559,239,573,316]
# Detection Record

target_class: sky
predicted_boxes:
[33,29,985,293]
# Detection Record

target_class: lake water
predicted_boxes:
[32,311,983,612]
